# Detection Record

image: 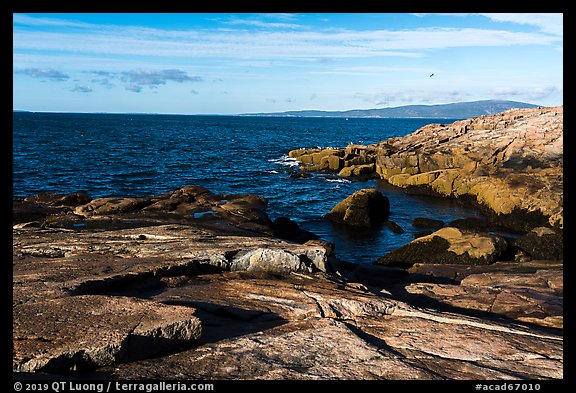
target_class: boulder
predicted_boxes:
[229,247,326,274]
[324,189,390,228]
[376,227,508,268]
[513,227,563,261]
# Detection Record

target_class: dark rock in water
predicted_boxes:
[413,230,434,239]
[448,217,489,231]
[513,227,563,261]
[289,172,311,179]
[385,220,404,234]
[324,188,390,228]
[271,217,319,244]
[412,217,444,229]
[376,227,508,269]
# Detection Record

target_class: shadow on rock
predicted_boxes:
[161,300,288,345]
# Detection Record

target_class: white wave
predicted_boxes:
[268,155,300,167]
[265,170,280,174]
[326,178,351,184]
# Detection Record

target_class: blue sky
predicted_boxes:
[13,13,563,114]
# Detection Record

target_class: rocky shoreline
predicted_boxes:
[289,106,563,232]
[13,106,563,380]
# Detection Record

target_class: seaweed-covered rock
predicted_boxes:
[513,227,563,261]
[376,227,508,268]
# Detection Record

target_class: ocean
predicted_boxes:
[12,112,486,264]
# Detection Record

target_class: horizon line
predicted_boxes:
[14,98,557,117]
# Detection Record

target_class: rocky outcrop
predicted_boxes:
[404,260,563,329]
[377,106,563,231]
[13,187,563,380]
[99,271,562,380]
[289,145,378,178]
[324,188,389,228]
[14,186,290,240]
[13,295,202,372]
[376,227,508,268]
[288,106,563,233]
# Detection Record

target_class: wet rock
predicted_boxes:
[412,217,444,229]
[376,227,508,268]
[324,188,390,228]
[384,220,404,234]
[21,186,285,236]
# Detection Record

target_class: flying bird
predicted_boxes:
[429,73,435,78]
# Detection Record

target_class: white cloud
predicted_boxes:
[354,89,473,106]
[491,85,561,100]
[309,65,434,76]
[71,85,93,93]
[13,15,561,64]
[16,68,69,81]
[479,13,563,36]
[413,13,563,36]
[222,17,301,29]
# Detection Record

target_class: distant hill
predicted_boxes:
[243,100,539,119]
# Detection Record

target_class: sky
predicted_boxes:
[13,13,563,114]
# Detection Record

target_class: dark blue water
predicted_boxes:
[12,112,485,263]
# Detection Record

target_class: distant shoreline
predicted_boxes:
[13,99,550,119]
